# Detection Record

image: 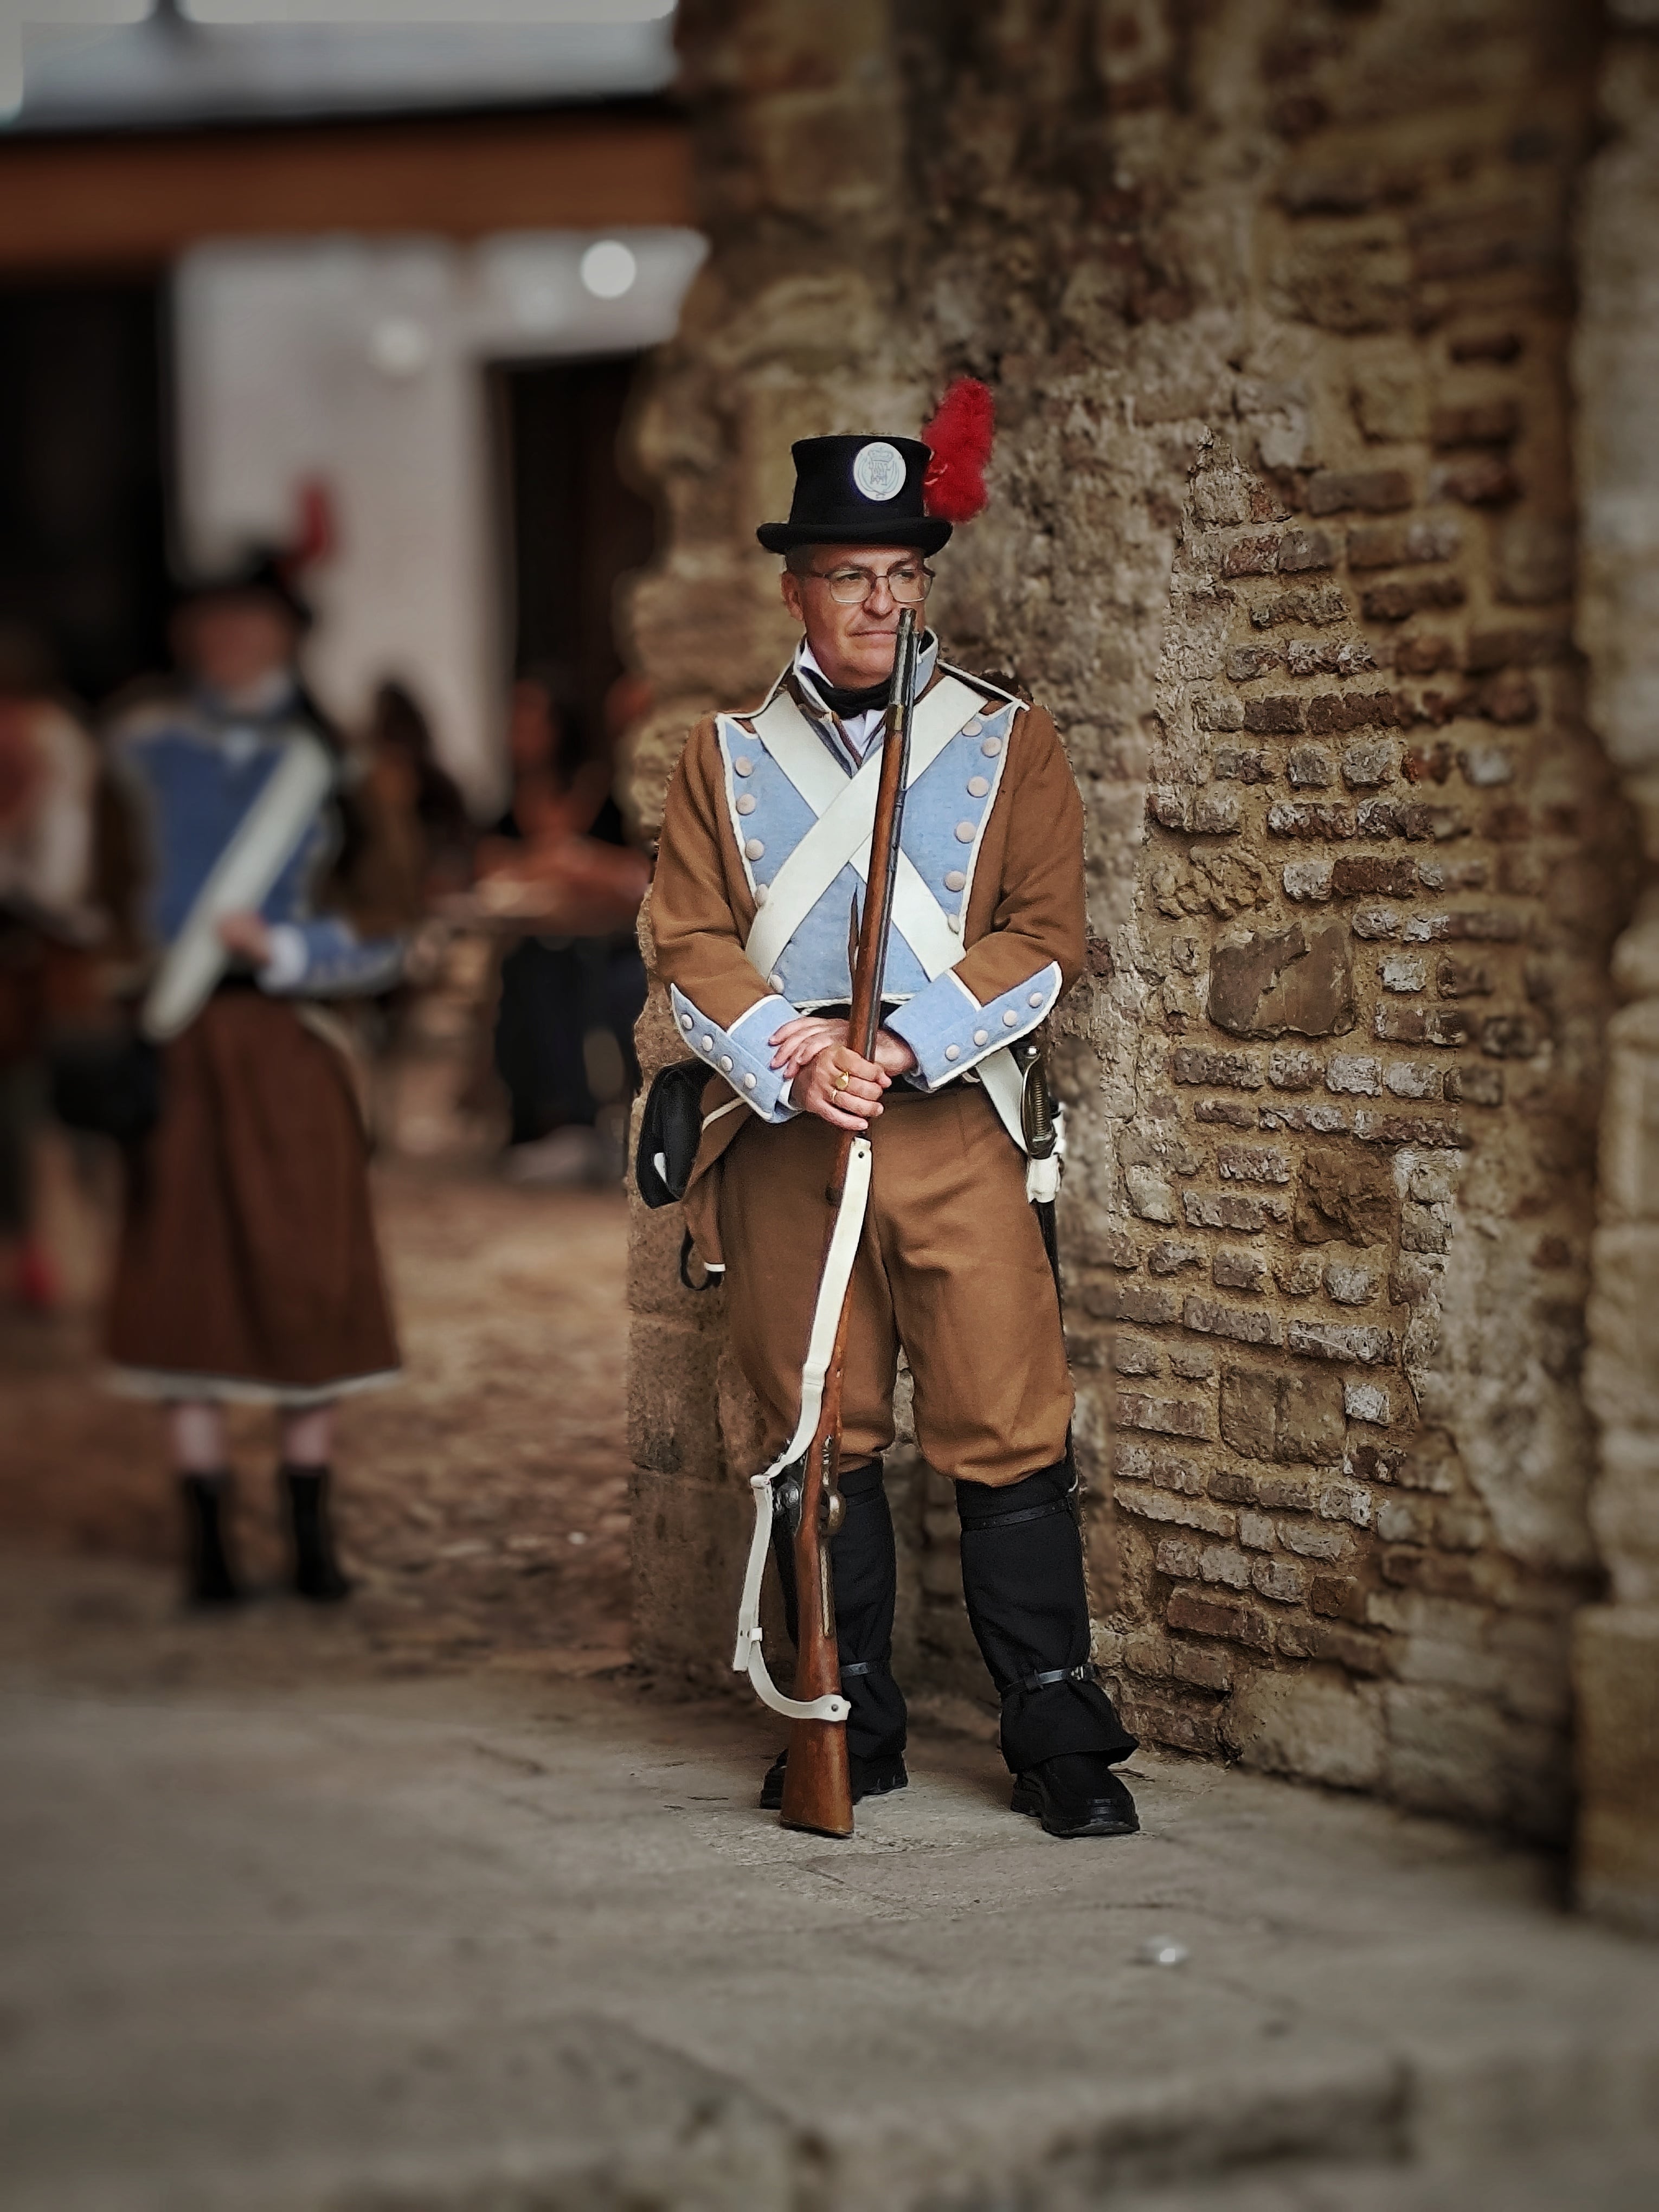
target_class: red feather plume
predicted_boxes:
[921,377,995,524]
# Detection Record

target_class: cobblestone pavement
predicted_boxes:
[0,1142,632,1681]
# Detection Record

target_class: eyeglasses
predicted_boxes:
[806,563,934,607]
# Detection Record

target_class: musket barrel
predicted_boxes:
[777,605,922,1841]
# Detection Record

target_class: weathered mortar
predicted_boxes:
[624,0,1636,1841]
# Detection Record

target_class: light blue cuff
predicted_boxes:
[886,961,1063,1090]
[259,917,404,998]
[258,923,309,992]
[669,986,800,1122]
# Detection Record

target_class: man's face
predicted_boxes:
[173,594,299,697]
[780,544,930,692]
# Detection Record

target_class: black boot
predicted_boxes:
[956,1464,1139,1839]
[180,1472,243,1607]
[280,1464,353,1602]
[761,1458,908,1808]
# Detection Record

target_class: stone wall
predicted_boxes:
[1573,2,1659,1929]
[623,0,1636,1843]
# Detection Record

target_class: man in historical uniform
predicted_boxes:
[651,404,1139,1838]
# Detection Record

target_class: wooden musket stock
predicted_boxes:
[777,608,920,1837]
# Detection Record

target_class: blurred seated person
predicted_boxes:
[357,678,473,910]
[478,667,649,1185]
[101,556,406,1609]
[0,625,100,1308]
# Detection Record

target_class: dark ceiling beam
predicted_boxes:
[0,107,693,273]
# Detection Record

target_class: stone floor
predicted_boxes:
[2,1550,1658,2212]
[4,1102,1657,2209]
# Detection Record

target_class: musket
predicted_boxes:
[775,606,922,1837]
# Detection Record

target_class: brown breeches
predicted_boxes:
[715,1083,1070,1486]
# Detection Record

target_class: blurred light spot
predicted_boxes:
[367,317,433,378]
[568,1531,589,1546]
[580,240,637,300]
[1136,1935,1189,1967]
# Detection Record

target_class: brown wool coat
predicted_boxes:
[651,665,1087,1269]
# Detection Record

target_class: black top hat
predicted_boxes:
[171,550,313,631]
[757,435,952,556]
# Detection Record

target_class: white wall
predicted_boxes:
[172,227,705,810]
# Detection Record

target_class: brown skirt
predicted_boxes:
[105,991,400,1404]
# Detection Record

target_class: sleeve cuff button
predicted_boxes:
[679,1013,693,1030]
[743,1073,757,1090]
[1028,991,1045,1007]
[1002,1009,1018,1027]
[944,1044,961,1062]
[973,1028,988,1045]
[719,1055,734,1072]
[700,1035,714,1052]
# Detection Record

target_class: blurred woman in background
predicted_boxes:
[480,666,648,1185]
[101,559,406,1609]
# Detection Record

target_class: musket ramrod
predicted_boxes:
[777,607,921,1837]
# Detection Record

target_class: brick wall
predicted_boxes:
[624,0,1636,1840]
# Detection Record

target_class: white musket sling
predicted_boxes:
[140,731,333,1044]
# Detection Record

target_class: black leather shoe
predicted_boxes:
[759,1748,908,1810]
[1011,1754,1139,1838]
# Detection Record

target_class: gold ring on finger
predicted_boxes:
[832,1067,850,1093]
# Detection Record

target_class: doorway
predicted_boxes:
[0,279,171,710]
[492,351,656,750]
